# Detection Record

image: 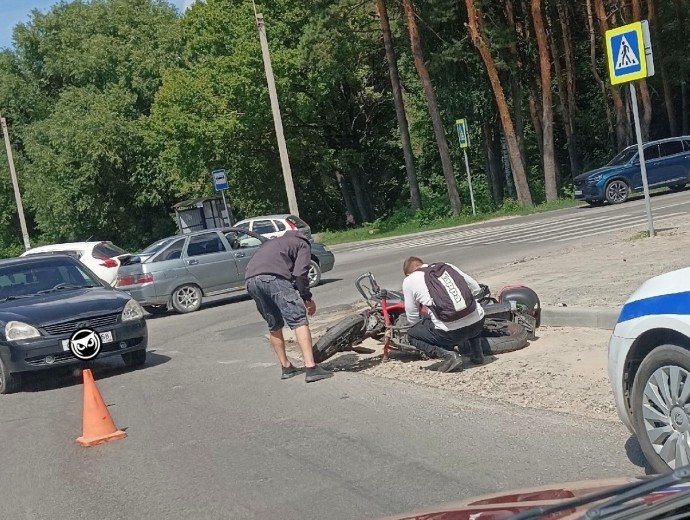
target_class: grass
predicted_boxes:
[318,198,582,246]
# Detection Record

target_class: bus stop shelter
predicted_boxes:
[172,196,235,234]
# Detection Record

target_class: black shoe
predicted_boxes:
[437,351,463,373]
[469,338,485,365]
[305,365,334,383]
[281,364,305,380]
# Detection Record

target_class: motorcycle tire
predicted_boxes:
[312,313,366,364]
[479,318,530,355]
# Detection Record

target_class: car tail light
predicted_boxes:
[117,273,153,287]
[286,220,297,230]
[100,258,119,268]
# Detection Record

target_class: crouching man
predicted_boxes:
[401,256,485,372]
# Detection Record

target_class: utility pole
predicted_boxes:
[253,7,300,217]
[1,115,31,251]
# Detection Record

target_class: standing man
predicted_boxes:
[244,230,333,383]
[401,256,486,372]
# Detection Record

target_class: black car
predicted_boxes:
[0,254,148,394]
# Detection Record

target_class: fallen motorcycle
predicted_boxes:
[312,271,541,364]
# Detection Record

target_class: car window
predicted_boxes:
[683,139,690,152]
[274,220,286,232]
[643,144,661,161]
[235,222,250,230]
[93,242,126,259]
[225,231,263,250]
[658,141,684,158]
[252,220,277,235]
[152,238,185,262]
[0,258,100,299]
[185,232,227,257]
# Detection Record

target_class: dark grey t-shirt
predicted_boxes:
[244,231,313,300]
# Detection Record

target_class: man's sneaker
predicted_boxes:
[305,365,333,383]
[281,364,305,380]
[437,351,463,373]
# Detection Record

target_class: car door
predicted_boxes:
[225,230,265,285]
[639,143,663,186]
[655,140,690,186]
[183,231,239,293]
[250,219,280,239]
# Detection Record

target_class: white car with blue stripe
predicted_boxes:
[608,266,690,473]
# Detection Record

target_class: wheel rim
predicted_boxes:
[641,365,690,469]
[308,264,318,284]
[175,286,200,310]
[607,181,628,203]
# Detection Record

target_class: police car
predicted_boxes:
[608,266,690,473]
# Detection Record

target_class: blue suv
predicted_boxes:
[573,136,690,205]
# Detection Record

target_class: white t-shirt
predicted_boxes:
[402,263,485,332]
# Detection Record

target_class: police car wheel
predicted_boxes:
[632,344,690,474]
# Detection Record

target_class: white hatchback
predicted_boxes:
[608,266,690,473]
[234,214,312,240]
[20,241,130,286]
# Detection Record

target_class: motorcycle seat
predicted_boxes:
[385,290,404,302]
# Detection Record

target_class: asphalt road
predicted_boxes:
[2,191,689,520]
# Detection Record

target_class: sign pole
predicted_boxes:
[220,190,230,226]
[1,116,31,251]
[605,20,655,238]
[628,83,654,237]
[463,149,476,216]
[455,118,476,216]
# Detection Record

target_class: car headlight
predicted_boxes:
[121,299,145,322]
[587,174,604,183]
[5,321,41,341]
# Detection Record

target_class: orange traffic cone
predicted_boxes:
[75,369,127,447]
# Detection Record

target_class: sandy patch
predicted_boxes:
[286,319,616,421]
[473,214,690,309]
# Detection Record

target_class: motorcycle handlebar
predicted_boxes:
[354,272,380,301]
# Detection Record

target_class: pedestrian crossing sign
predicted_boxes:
[606,21,651,85]
[456,119,469,149]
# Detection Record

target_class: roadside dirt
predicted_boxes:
[285,212,690,422]
[286,320,614,421]
[473,212,690,309]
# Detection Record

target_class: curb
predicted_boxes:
[540,306,619,330]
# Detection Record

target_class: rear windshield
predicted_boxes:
[140,237,176,256]
[93,242,126,259]
[0,258,100,300]
[286,216,308,228]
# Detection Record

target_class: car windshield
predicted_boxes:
[607,147,637,166]
[0,258,101,300]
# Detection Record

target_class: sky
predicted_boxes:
[0,0,195,50]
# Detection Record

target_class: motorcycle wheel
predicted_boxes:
[312,314,366,363]
[479,318,530,355]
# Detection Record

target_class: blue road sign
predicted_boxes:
[606,22,648,85]
[212,169,229,192]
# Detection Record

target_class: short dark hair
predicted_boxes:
[403,256,424,275]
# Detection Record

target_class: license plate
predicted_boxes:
[574,190,583,196]
[61,331,114,351]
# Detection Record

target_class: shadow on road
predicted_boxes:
[625,435,655,475]
[576,186,687,210]
[17,351,172,393]
[144,278,343,320]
